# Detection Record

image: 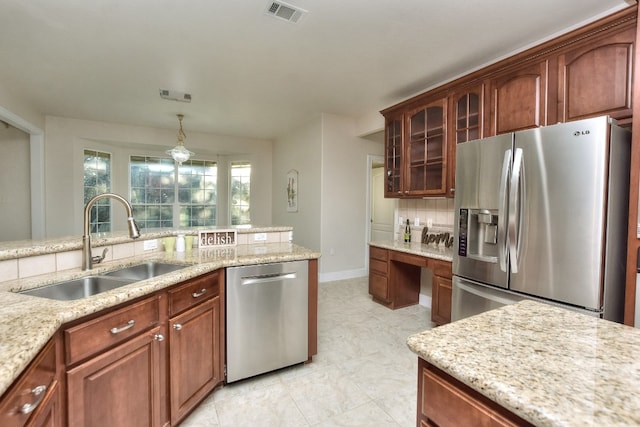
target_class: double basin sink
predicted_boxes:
[19,262,188,301]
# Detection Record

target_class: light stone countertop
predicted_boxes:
[0,241,319,397]
[0,225,293,261]
[407,300,640,426]
[369,240,453,262]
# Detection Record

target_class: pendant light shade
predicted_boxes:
[166,114,194,165]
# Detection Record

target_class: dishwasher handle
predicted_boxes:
[241,272,297,285]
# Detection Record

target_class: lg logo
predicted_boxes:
[573,130,591,136]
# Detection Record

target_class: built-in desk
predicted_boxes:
[368,241,453,325]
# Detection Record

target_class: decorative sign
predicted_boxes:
[286,169,298,212]
[198,229,237,248]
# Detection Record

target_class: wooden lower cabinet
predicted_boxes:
[168,271,224,425]
[369,246,453,323]
[0,337,62,427]
[63,270,225,427]
[369,246,390,304]
[431,276,452,326]
[2,262,317,426]
[66,326,164,427]
[417,358,533,427]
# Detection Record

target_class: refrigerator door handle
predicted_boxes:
[497,149,511,272]
[456,278,522,306]
[509,148,524,273]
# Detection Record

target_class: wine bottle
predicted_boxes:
[404,219,411,243]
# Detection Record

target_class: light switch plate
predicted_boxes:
[143,239,158,251]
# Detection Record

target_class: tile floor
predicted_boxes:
[181,276,436,427]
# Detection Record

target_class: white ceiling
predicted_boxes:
[0,0,632,140]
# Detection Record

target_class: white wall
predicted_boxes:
[0,124,31,240]
[320,114,382,280]
[272,116,323,252]
[43,116,273,238]
[272,113,383,281]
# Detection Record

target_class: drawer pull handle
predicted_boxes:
[173,323,183,331]
[19,384,47,414]
[110,320,135,334]
[154,333,165,342]
[192,288,207,298]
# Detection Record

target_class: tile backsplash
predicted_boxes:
[398,198,454,230]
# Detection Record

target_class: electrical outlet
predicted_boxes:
[253,233,267,241]
[427,218,433,228]
[143,239,158,251]
[399,216,404,225]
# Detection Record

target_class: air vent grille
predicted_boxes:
[159,89,192,103]
[265,1,307,23]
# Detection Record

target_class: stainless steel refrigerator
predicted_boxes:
[452,116,631,323]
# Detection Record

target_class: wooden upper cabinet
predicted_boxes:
[449,84,486,195]
[384,113,403,197]
[557,26,635,123]
[380,6,636,200]
[490,60,549,135]
[405,97,448,196]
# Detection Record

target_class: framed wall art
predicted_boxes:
[286,169,298,212]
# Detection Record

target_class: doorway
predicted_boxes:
[367,155,396,243]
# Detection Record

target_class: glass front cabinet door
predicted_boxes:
[384,114,403,197]
[449,85,485,196]
[405,97,448,196]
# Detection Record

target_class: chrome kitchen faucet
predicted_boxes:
[82,193,141,270]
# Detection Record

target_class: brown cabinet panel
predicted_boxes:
[558,26,635,122]
[369,272,389,303]
[431,276,452,326]
[418,359,533,427]
[67,327,163,427]
[491,61,548,134]
[65,296,161,366]
[168,273,219,317]
[0,338,61,427]
[169,296,222,425]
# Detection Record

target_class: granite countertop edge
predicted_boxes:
[369,240,453,262]
[0,225,294,261]
[0,242,318,397]
[406,300,640,427]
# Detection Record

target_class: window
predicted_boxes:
[230,162,251,225]
[178,160,217,227]
[83,150,111,233]
[130,156,217,229]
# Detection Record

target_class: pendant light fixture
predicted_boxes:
[166,114,194,165]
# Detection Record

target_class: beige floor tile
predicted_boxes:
[181,276,434,427]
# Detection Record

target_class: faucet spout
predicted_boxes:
[82,193,141,270]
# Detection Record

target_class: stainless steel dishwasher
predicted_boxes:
[226,260,308,382]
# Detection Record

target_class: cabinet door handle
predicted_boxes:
[154,333,164,342]
[110,319,135,334]
[192,288,207,298]
[173,323,183,331]
[19,384,47,414]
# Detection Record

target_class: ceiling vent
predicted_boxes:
[265,1,307,23]
[159,89,192,103]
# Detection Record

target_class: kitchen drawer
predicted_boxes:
[389,250,428,267]
[168,272,220,317]
[0,337,58,427]
[421,363,527,427]
[65,295,161,365]
[369,272,389,302]
[369,246,388,262]
[370,258,388,275]
[431,260,452,278]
